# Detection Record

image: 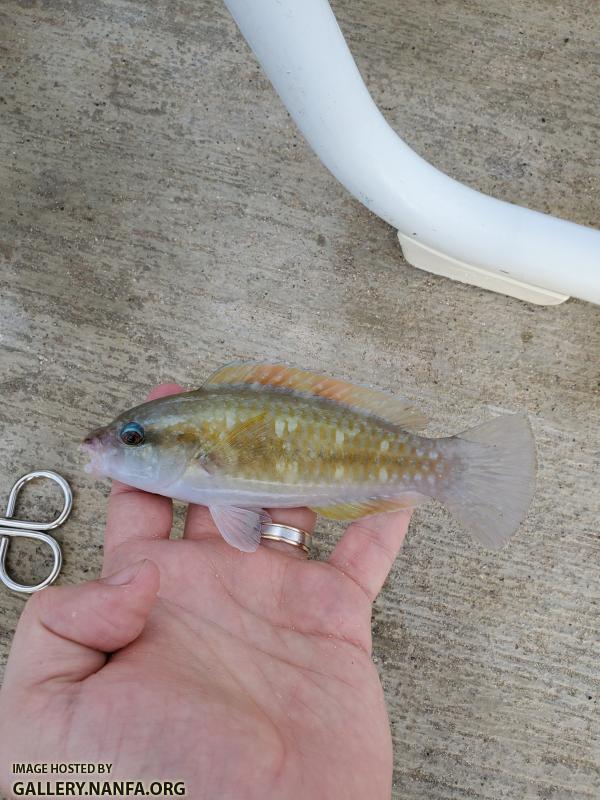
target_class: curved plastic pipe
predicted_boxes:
[224,0,600,305]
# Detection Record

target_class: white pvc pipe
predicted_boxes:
[223,0,600,305]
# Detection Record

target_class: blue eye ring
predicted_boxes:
[120,422,145,446]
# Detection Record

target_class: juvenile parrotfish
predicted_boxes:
[83,362,536,552]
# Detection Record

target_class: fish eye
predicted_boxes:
[120,422,145,446]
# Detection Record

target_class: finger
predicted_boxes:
[104,383,183,566]
[183,503,220,542]
[328,510,413,601]
[3,560,159,688]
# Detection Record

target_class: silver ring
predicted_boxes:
[260,523,312,553]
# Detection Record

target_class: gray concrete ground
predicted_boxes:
[1,0,599,797]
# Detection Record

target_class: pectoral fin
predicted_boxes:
[209,506,271,552]
[199,412,270,473]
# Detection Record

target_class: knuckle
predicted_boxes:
[23,585,60,619]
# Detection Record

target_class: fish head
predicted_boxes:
[82,395,199,492]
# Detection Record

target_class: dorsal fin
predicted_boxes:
[204,361,427,431]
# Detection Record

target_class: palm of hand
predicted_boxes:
[73,537,390,799]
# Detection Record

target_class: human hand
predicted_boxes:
[0,385,412,800]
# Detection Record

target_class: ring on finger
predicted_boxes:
[260,523,312,553]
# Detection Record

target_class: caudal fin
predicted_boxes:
[437,414,536,550]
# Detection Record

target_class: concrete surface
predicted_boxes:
[0,0,599,797]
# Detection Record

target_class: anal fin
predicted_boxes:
[311,494,424,521]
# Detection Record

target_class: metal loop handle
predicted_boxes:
[0,470,72,594]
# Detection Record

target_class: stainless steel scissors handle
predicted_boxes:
[0,470,73,594]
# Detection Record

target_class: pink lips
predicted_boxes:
[81,439,104,475]
[81,427,113,476]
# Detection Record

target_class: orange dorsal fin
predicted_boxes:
[203,361,427,431]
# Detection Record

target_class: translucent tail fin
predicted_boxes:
[437,414,536,550]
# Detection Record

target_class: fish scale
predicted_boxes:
[187,387,440,488]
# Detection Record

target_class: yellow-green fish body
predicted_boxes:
[83,362,536,551]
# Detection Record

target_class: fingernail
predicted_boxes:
[102,559,147,586]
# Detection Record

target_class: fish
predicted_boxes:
[82,361,536,552]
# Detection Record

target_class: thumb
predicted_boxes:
[4,559,159,687]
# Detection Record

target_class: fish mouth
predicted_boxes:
[81,441,104,476]
[81,428,114,476]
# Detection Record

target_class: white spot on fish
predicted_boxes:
[430,450,438,460]
[225,411,236,429]
[379,467,388,481]
[380,440,389,453]
[275,418,285,437]
[335,465,345,479]
[288,418,298,433]
[336,430,345,446]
